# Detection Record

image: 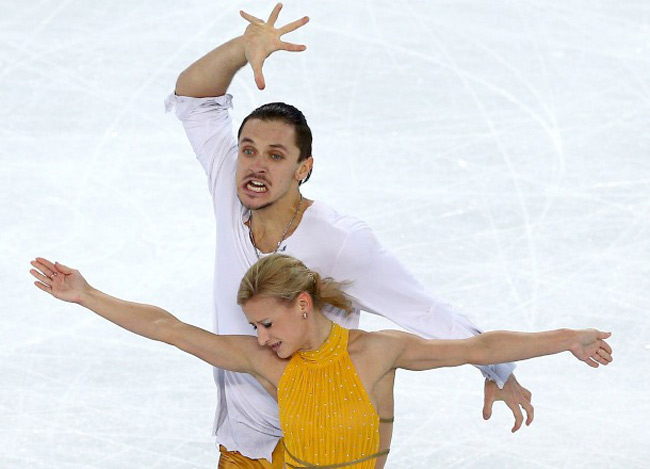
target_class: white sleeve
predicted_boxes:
[165,93,238,197]
[332,225,515,389]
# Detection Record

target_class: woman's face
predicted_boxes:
[242,295,307,359]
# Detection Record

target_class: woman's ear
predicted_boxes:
[297,291,313,312]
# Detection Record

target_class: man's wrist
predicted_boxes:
[479,362,516,389]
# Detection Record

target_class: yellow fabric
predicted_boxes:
[278,323,380,468]
[218,439,285,469]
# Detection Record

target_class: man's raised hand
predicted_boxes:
[240,3,309,90]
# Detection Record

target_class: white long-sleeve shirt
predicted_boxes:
[165,93,515,461]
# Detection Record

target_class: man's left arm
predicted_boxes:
[332,225,534,432]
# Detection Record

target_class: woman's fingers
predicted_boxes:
[599,335,613,355]
[54,261,74,275]
[34,281,52,293]
[35,257,60,275]
[30,258,71,296]
[596,346,613,364]
[31,258,53,277]
[30,268,52,286]
[31,261,57,280]
[593,354,609,366]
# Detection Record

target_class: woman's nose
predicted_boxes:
[257,328,268,346]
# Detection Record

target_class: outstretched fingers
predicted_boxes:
[598,332,613,354]
[279,15,310,35]
[240,10,263,25]
[30,266,52,287]
[278,17,309,53]
[30,260,56,295]
[249,59,266,90]
[30,257,73,296]
[267,2,283,26]
[33,281,52,293]
[32,257,56,277]
[591,342,613,366]
[597,346,613,363]
[279,41,307,52]
[54,261,74,275]
[585,332,613,367]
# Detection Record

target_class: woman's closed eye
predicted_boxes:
[250,322,272,330]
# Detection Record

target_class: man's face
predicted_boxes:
[236,118,309,211]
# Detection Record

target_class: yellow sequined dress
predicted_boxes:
[278,323,388,468]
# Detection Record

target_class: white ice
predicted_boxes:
[2,1,649,467]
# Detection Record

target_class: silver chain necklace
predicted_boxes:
[248,194,303,259]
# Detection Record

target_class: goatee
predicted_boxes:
[238,195,274,212]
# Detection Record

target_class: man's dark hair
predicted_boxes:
[238,102,313,184]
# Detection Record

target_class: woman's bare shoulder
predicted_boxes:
[348,328,408,354]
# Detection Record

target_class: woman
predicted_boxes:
[30,255,612,468]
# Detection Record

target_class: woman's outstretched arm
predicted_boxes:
[372,328,613,372]
[29,257,264,374]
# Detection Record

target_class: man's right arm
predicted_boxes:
[175,37,247,98]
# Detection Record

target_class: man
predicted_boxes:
[166,4,533,467]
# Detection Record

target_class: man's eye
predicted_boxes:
[269,153,283,160]
[262,323,272,328]
[251,324,258,330]
[242,148,253,156]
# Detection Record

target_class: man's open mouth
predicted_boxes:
[246,179,268,193]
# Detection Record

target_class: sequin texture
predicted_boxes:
[278,323,380,468]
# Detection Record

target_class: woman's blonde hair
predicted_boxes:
[237,254,352,313]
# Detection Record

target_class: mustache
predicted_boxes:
[243,173,271,185]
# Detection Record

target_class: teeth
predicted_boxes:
[247,181,267,193]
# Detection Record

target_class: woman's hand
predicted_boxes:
[569,329,613,367]
[30,257,89,304]
[240,3,309,89]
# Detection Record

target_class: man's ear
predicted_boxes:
[296,156,313,182]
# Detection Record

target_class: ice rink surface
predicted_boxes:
[2,1,649,467]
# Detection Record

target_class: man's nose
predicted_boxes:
[249,155,267,173]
